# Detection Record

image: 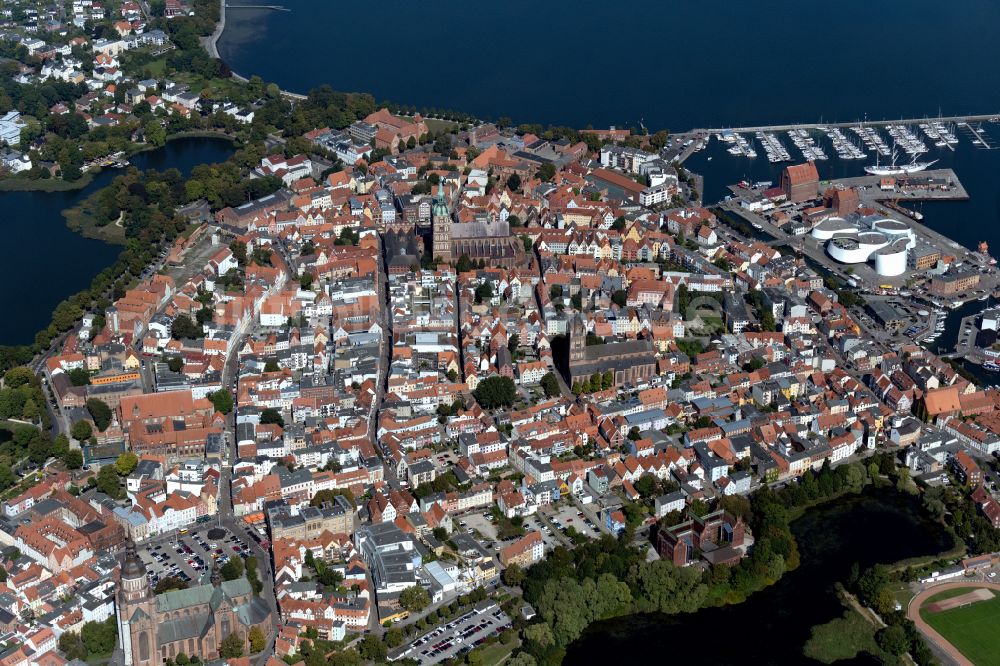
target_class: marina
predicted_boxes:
[959,121,995,149]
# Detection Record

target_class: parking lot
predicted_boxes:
[137,523,253,590]
[457,512,499,542]
[547,503,602,539]
[395,602,511,665]
[431,448,461,473]
[521,515,562,550]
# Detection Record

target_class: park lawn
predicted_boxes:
[144,57,167,77]
[890,582,914,610]
[477,638,519,666]
[920,589,1000,665]
[423,117,462,134]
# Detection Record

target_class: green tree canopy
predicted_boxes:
[221,556,245,581]
[540,372,561,398]
[86,398,112,431]
[71,419,93,441]
[115,451,138,476]
[473,375,517,409]
[96,465,121,498]
[219,632,244,659]
[207,389,233,414]
[399,585,430,611]
[260,408,284,427]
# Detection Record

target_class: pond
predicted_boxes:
[0,136,235,345]
[566,490,952,665]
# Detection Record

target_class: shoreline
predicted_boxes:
[204,0,307,100]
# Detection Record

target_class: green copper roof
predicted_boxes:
[154,578,251,614]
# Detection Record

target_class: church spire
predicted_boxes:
[210,556,222,587]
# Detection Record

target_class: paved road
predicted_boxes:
[907,581,1000,666]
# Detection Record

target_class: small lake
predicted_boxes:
[565,490,952,665]
[0,136,235,346]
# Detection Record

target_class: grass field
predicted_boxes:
[920,587,1000,665]
[477,638,518,666]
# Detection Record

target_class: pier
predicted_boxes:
[958,122,994,149]
[224,4,289,10]
[691,113,1000,136]
[828,168,970,202]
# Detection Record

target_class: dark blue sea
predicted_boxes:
[218,0,1000,132]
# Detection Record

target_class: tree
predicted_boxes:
[167,356,184,372]
[523,623,555,648]
[3,366,33,388]
[876,625,909,656]
[96,465,121,499]
[68,367,91,386]
[601,370,614,389]
[208,389,234,414]
[170,313,202,340]
[508,654,537,666]
[230,240,248,265]
[80,617,118,656]
[154,576,188,594]
[52,433,70,459]
[248,626,265,654]
[311,488,354,508]
[502,563,525,587]
[540,372,561,398]
[474,282,494,304]
[260,408,284,427]
[384,627,404,648]
[473,375,517,409]
[537,163,556,182]
[399,585,430,612]
[219,633,244,659]
[456,254,473,273]
[221,556,245,581]
[506,173,521,192]
[59,632,87,661]
[71,420,93,441]
[144,119,166,147]
[115,451,138,476]
[65,449,83,470]
[611,289,627,307]
[264,360,280,372]
[633,474,658,498]
[86,399,112,431]
[357,634,387,662]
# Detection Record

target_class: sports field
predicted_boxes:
[920,587,1000,665]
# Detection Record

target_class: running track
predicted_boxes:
[907,581,1000,666]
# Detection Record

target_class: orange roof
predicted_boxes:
[924,385,962,416]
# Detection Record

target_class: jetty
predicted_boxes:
[958,122,994,149]
[224,3,290,10]
[691,113,1000,135]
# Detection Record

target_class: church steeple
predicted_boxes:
[121,540,150,602]
[210,556,222,587]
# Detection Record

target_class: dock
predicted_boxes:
[828,168,969,201]
[224,4,289,10]
[958,122,994,149]
[691,113,1000,136]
